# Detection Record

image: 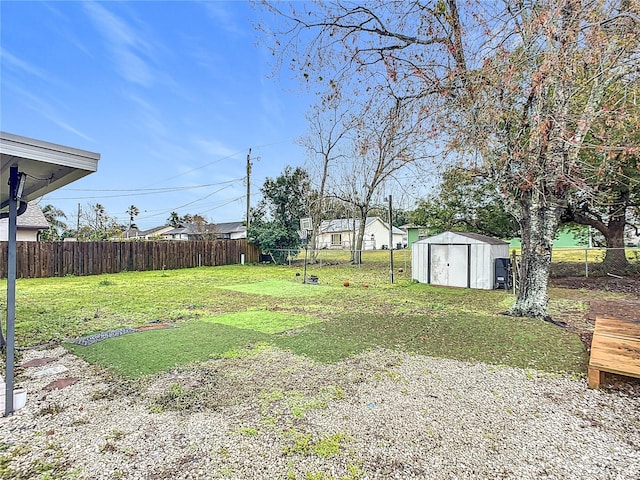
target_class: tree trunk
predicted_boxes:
[309,227,319,263]
[603,213,629,273]
[353,214,367,265]
[508,193,562,319]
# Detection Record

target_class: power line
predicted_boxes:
[61,181,241,192]
[45,179,243,200]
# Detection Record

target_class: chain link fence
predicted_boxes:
[263,246,639,283]
[264,247,411,268]
[549,247,640,278]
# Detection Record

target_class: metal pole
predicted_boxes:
[4,166,19,416]
[585,248,589,278]
[303,232,309,284]
[246,148,252,229]
[388,195,394,284]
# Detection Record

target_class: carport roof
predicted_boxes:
[1,131,99,212]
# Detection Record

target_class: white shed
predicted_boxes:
[411,231,510,290]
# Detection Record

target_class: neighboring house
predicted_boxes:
[138,225,175,240]
[0,201,49,241]
[399,224,431,248]
[158,223,215,241]
[110,225,174,241]
[214,221,246,240]
[160,224,199,241]
[316,217,404,250]
[160,222,246,241]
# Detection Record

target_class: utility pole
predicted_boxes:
[246,148,252,229]
[76,203,81,232]
[388,195,394,284]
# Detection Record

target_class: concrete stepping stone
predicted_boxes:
[43,377,79,391]
[21,357,57,368]
[31,365,69,378]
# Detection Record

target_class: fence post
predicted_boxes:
[585,248,589,278]
[511,249,517,294]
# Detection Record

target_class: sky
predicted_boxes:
[1,0,316,230]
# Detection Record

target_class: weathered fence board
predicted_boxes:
[0,240,260,278]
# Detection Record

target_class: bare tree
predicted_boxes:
[299,100,353,261]
[330,95,426,263]
[261,0,640,318]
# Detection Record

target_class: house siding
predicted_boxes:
[316,217,404,250]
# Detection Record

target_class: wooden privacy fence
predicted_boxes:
[0,240,261,278]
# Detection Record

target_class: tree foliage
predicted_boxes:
[330,95,426,263]
[248,166,310,263]
[75,203,123,241]
[39,204,68,241]
[563,81,640,269]
[411,167,519,239]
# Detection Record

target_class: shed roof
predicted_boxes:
[415,231,508,245]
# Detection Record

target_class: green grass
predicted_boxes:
[67,322,272,377]
[218,279,335,298]
[4,263,592,378]
[200,310,320,334]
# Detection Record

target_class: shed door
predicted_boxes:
[430,244,468,287]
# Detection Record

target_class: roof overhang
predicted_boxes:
[0,131,100,212]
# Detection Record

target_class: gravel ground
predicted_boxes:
[1,346,639,480]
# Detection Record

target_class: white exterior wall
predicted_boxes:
[316,219,403,250]
[316,230,353,249]
[0,224,40,241]
[366,219,404,250]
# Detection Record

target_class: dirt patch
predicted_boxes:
[551,275,640,295]
[549,277,639,348]
[135,323,174,331]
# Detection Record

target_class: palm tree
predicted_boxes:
[125,205,140,239]
[167,211,181,227]
[40,204,68,240]
[126,205,140,228]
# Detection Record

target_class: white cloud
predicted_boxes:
[1,47,52,82]
[4,81,93,142]
[201,1,246,37]
[82,2,154,86]
[194,138,239,159]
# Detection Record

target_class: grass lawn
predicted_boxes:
[3,261,590,378]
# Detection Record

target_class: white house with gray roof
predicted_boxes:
[0,202,49,241]
[316,217,404,250]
